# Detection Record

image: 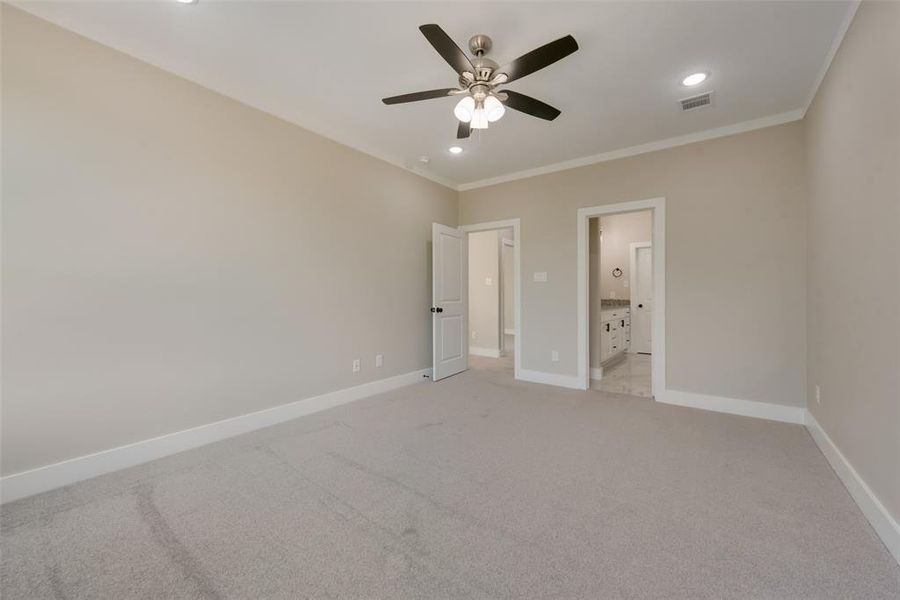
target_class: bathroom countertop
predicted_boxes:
[600,300,631,310]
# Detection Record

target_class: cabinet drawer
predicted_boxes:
[601,308,631,320]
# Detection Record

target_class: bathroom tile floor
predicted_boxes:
[592,353,652,397]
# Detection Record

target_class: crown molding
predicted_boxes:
[13,1,857,195]
[801,0,860,117]
[10,3,459,193]
[456,109,804,192]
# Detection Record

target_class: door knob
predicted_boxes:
[431,307,444,313]
[638,304,643,308]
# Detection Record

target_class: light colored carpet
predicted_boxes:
[3,363,899,599]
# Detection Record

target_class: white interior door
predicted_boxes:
[630,243,652,354]
[432,223,468,381]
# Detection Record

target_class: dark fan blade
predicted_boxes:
[498,35,578,83]
[501,90,562,121]
[419,24,474,76]
[382,88,456,105]
[457,121,471,139]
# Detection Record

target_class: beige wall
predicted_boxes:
[460,122,807,407]
[1,6,457,476]
[804,1,900,522]
[599,211,652,300]
[500,228,514,341]
[468,230,500,352]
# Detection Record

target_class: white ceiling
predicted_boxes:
[15,1,855,189]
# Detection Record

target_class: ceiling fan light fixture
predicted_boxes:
[484,95,505,122]
[383,25,577,138]
[471,105,489,129]
[453,96,475,122]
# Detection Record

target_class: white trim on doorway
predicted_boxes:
[459,219,522,381]
[576,199,803,425]
[577,198,666,394]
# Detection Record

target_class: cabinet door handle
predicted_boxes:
[605,323,610,332]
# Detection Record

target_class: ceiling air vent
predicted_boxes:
[680,92,713,112]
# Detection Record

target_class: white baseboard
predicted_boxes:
[657,389,805,424]
[805,411,900,566]
[0,368,431,504]
[470,346,501,358]
[590,367,603,381]
[516,368,583,390]
[504,328,516,335]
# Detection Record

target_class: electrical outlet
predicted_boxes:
[375,354,383,368]
[352,359,360,373]
[815,384,821,405]
[485,277,493,286]
[551,350,559,362]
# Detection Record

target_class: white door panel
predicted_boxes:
[631,243,652,354]
[432,224,468,380]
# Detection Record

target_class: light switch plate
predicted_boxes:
[375,354,383,368]
[533,271,548,282]
[485,277,492,286]
[352,359,361,373]
[551,350,559,362]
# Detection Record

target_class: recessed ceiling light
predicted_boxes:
[448,146,463,155]
[175,0,198,4]
[682,72,708,86]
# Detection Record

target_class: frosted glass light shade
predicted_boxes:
[484,95,505,122]
[453,96,475,122]
[471,107,489,129]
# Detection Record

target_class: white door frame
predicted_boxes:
[629,241,652,354]
[459,218,521,381]
[577,198,665,395]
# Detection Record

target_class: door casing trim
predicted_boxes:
[459,219,522,381]
[577,198,666,395]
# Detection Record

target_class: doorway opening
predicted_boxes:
[465,225,517,377]
[577,198,666,396]
[588,212,652,397]
[431,219,521,382]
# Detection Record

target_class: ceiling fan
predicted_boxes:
[382,24,578,139]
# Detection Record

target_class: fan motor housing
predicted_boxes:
[468,34,492,56]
